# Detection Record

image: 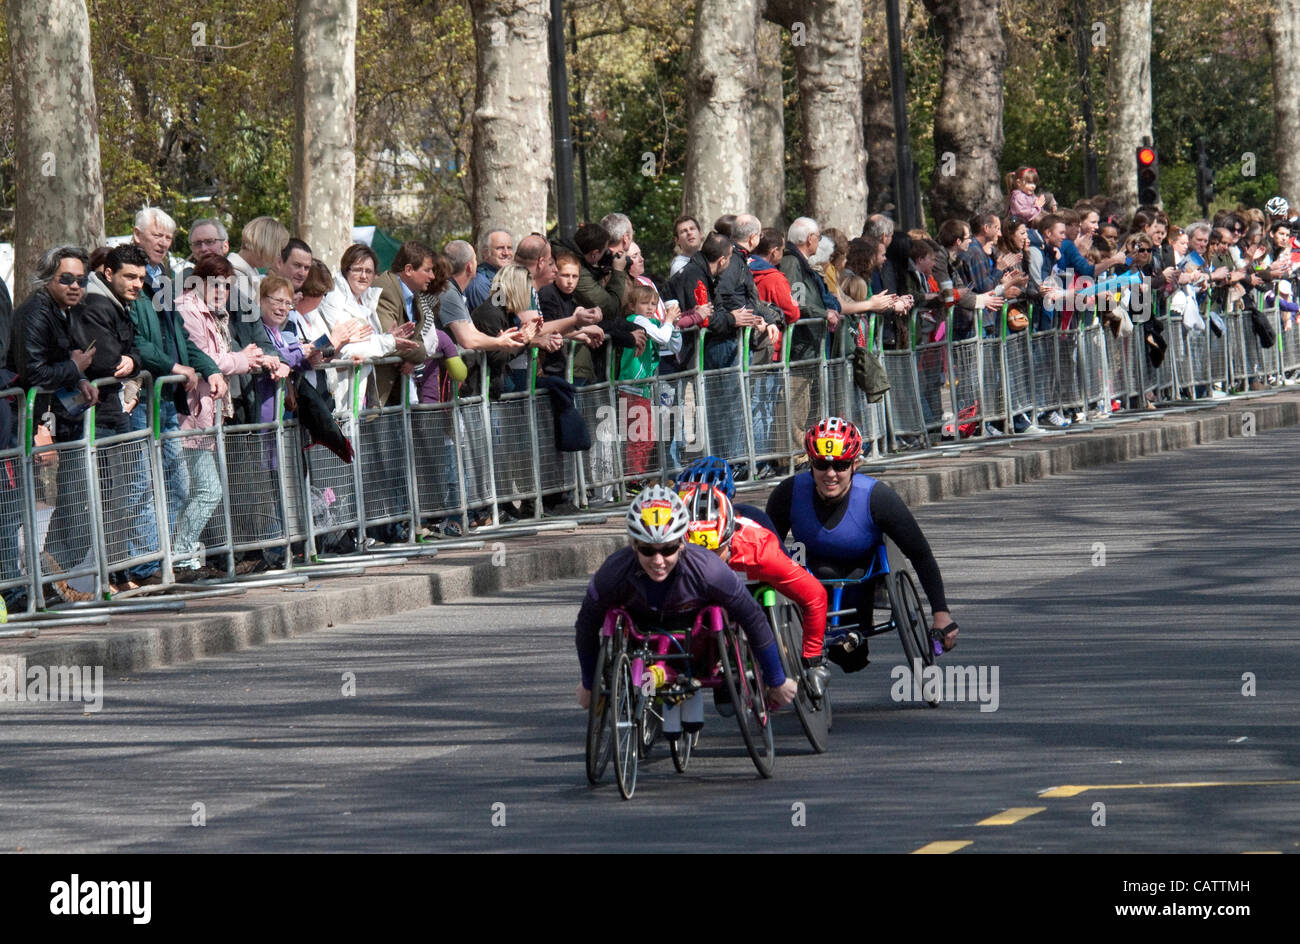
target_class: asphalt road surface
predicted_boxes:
[2,425,1298,854]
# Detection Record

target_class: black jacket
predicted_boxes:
[78,274,144,427]
[8,287,86,431]
[715,242,760,331]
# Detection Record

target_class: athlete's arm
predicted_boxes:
[735,524,828,660]
[869,482,949,613]
[765,476,796,541]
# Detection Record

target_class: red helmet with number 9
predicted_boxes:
[804,416,863,462]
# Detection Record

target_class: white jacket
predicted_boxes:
[316,274,398,412]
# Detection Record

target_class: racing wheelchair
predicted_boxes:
[761,537,938,754]
[585,605,775,800]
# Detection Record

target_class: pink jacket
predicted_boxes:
[1008,189,1038,225]
[175,291,253,440]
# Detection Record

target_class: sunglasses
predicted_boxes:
[810,457,853,472]
[634,541,682,559]
[57,273,89,287]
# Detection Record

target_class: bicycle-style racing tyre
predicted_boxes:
[771,602,830,752]
[611,651,640,799]
[669,729,692,772]
[889,568,937,708]
[585,634,615,784]
[718,622,776,778]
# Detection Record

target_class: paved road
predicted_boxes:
[2,425,1298,853]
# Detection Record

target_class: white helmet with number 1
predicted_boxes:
[626,486,691,544]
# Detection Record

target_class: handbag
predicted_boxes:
[1006,307,1029,332]
[852,345,890,403]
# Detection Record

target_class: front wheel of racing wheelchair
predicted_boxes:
[816,538,939,708]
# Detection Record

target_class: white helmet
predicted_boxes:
[1266,196,1289,217]
[626,486,691,545]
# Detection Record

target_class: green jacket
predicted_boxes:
[130,295,220,381]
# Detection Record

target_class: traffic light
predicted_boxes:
[1136,146,1159,206]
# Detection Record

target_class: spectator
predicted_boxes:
[78,244,147,590]
[820,228,850,295]
[863,214,913,295]
[317,243,422,412]
[10,246,100,602]
[748,228,799,326]
[435,240,528,364]
[132,206,178,301]
[273,237,314,303]
[1005,167,1042,226]
[172,256,264,570]
[669,214,703,277]
[188,218,229,266]
[464,229,514,311]
[291,259,363,395]
[252,275,310,424]
[601,213,634,256]
[468,263,543,397]
[372,241,437,406]
[615,281,681,481]
[228,216,289,306]
[539,249,605,384]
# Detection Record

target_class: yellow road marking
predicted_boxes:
[977,806,1045,826]
[1040,779,1300,798]
[911,840,972,854]
[1242,851,1281,854]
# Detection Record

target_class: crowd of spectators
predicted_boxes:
[1,181,1296,604]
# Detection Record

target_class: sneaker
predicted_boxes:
[40,551,94,603]
[1042,410,1071,428]
[802,656,831,700]
[1072,411,1087,424]
[544,501,580,517]
[981,423,1005,438]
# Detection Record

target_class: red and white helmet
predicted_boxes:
[677,483,736,551]
[804,416,863,462]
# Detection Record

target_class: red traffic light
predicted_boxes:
[1137,147,1156,166]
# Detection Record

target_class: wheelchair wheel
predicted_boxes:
[638,698,662,760]
[889,569,938,708]
[768,602,830,753]
[611,652,640,799]
[669,729,692,772]
[585,633,618,784]
[719,622,775,778]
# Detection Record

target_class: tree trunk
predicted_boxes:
[922,0,1005,223]
[1104,0,1152,214]
[684,0,759,229]
[1271,0,1300,204]
[750,19,786,229]
[5,0,104,301]
[469,0,552,238]
[862,6,895,217]
[292,0,357,271]
[768,0,868,234]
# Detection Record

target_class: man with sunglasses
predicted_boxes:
[766,417,958,672]
[574,485,798,710]
[7,246,100,602]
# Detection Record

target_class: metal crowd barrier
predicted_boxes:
[2,294,1293,619]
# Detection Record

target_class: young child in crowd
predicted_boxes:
[1006,167,1044,226]
[616,282,682,479]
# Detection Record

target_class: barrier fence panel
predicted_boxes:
[696,329,752,470]
[747,327,792,471]
[0,387,36,616]
[1003,320,1035,421]
[84,379,165,591]
[27,388,104,601]
[409,399,465,525]
[784,318,828,457]
[358,404,414,530]
[1280,301,1300,374]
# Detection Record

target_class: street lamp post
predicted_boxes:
[885,0,917,231]
[548,0,577,240]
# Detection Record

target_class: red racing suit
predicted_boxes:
[728,515,827,658]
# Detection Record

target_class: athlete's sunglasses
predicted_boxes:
[810,457,853,472]
[633,541,683,559]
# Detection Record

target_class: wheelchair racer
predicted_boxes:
[676,455,777,534]
[766,417,958,673]
[574,485,799,709]
[678,483,832,698]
